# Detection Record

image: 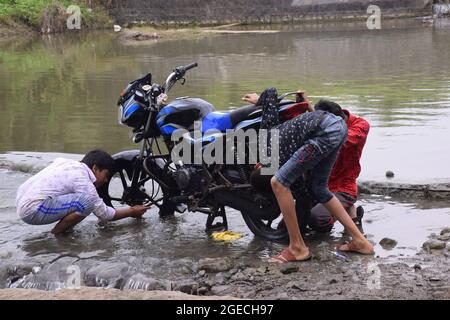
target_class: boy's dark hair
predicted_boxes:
[314,100,346,119]
[81,149,115,173]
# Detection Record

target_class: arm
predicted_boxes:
[71,174,149,221]
[111,205,149,221]
[243,88,280,129]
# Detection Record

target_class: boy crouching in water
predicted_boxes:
[16,149,149,236]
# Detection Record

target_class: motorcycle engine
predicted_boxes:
[172,165,207,194]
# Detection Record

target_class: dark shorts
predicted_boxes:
[275,115,347,203]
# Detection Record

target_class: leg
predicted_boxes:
[22,193,95,235]
[271,177,311,261]
[309,192,355,233]
[322,197,373,254]
[307,119,373,254]
[51,212,87,235]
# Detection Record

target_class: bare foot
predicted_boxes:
[268,247,312,263]
[338,239,374,255]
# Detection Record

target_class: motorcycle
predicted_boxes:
[98,63,309,241]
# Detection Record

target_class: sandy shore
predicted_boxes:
[0,287,238,300]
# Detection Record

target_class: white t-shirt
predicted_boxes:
[16,158,115,221]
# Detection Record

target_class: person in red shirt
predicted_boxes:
[297,108,370,233]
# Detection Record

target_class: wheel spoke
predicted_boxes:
[119,170,129,188]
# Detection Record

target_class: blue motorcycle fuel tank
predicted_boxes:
[157,97,233,135]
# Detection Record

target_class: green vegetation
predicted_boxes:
[0,0,111,32]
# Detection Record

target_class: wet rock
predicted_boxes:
[0,250,11,259]
[121,31,161,41]
[288,281,309,292]
[329,279,338,284]
[440,227,450,235]
[280,264,299,275]
[379,238,398,250]
[257,266,267,274]
[230,271,247,282]
[413,264,422,271]
[274,292,290,300]
[429,277,441,282]
[422,240,446,251]
[84,263,129,289]
[386,171,395,178]
[7,264,34,278]
[198,270,206,277]
[123,274,171,291]
[437,234,450,242]
[32,266,41,274]
[314,250,334,262]
[242,268,257,276]
[210,285,235,296]
[197,257,234,273]
[197,286,210,295]
[173,281,199,295]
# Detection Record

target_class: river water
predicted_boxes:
[0,20,449,290]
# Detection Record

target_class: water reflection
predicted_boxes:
[1,23,450,176]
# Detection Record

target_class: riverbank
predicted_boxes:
[1,230,448,300]
[0,0,441,38]
[0,287,238,300]
[0,0,112,35]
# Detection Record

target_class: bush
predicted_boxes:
[0,0,111,31]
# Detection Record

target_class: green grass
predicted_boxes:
[0,0,111,30]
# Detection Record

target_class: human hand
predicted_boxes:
[130,204,150,218]
[242,93,260,105]
[296,90,314,112]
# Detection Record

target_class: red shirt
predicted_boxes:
[328,110,370,198]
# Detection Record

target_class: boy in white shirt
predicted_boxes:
[16,149,149,235]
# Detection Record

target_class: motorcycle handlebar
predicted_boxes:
[183,62,198,71]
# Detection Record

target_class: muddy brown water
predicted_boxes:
[0,20,450,292]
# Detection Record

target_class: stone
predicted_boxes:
[209,285,234,296]
[274,292,290,300]
[379,238,398,249]
[197,258,234,273]
[175,281,199,295]
[0,251,11,259]
[257,266,267,274]
[198,270,206,277]
[329,279,338,284]
[413,264,422,271]
[386,171,395,178]
[84,263,129,289]
[437,234,450,242]
[197,287,210,295]
[280,264,299,275]
[422,240,446,251]
[429,277,441,282]
[440,227,450,235]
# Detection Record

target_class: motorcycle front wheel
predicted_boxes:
[98,160,177,217]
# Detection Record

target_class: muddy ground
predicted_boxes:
[1,230,448,300]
